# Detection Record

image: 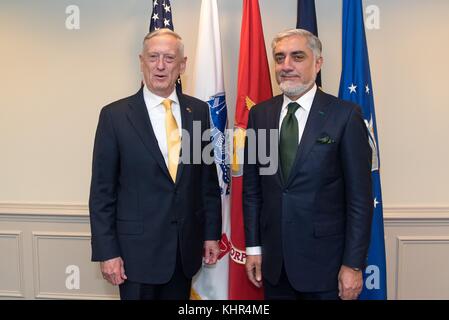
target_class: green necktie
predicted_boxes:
[280,102,300,182]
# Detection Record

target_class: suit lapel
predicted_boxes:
[285,89,332,186]
[176,94,193,184]
[266,95,284,187]
[126,88,172,181]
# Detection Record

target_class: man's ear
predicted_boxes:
[179,56,187,75]
[139,54,144,72]
[315,56,323,74]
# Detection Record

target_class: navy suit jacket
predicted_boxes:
[89,88,221,284]
[243,89,373,292]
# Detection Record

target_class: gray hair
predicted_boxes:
[271,28,322,59]
[142,28,184,56]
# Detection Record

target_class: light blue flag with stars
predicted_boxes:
[338,0,387,300]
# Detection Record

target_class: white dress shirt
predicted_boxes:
[246,84,318,256]
[142,85,182,167]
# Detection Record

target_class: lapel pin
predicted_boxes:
[319,111,325,116]
[186,107,192,113]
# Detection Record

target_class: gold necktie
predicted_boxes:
[162,99,180,182]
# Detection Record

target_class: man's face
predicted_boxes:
[139,34,186,97]
[274,35,323,99]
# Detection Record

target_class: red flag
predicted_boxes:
[229,0,272,300]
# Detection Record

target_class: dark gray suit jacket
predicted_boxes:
[243,89,373,292]
[89,88,221,284]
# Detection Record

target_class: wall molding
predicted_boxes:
[34,292,119,300]
[32,231,90,299]
[384,206,449,227]
[31,231,118,300]
[0,202,88,215]
[1,203,449,218]
[384,206,449,219]
[1,204,449,299]
[0,231,25,298]
[395,236,449,299]
[0,203,88,223]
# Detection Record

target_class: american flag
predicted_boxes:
[149,0,174,31]
[148,0,182,91]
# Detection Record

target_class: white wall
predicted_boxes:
[1,0,449,208]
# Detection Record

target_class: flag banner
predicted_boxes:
[338,0,387,300]
[149,0,174,31]
[191,0,231,300]
[149,0,182,91]
[296,0,321,87]
[229,0,272,300]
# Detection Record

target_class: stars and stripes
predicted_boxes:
[148,0,182,91]
[150,0,173,31]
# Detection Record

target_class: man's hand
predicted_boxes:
[338,265,363,300]
[204,240,220,265]
[245,255,262,288]
[100,257,127,286]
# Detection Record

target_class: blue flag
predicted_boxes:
[296,0,321,87]
[338,0,387,300]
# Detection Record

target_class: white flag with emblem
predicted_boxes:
[190,0,231,300]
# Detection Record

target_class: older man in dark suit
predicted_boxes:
[243,29,373,300]
[89,29,221,300]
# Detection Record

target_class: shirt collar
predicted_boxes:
[143,85,180,111]
[282,83,317,113]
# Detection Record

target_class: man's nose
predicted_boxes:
[156,56,166,70]
[280,56,294,71]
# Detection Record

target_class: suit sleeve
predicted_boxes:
[201,105,222,241]
[242,108,262,247]
[340,106,373,269]
[89,108,121,261]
